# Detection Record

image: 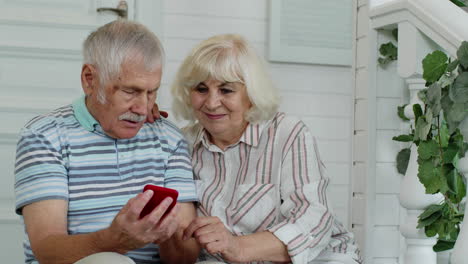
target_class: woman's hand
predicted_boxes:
[183,216,244,262]
[146,103,168,123]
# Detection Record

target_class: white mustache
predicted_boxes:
[118,112,146,122]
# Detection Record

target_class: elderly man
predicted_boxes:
[14,20,200,264]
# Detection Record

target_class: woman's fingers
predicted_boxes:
[205,240,224,255]
[183,216,220,240]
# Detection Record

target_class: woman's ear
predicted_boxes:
[81,64,98,96]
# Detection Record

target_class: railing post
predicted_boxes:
[451,120,468,264]
[399,78,443,264]
[396,21,446,263]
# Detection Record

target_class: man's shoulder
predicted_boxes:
[141,118,185,141]
[24,104,76,132]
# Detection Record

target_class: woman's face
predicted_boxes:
[190,78,252,145]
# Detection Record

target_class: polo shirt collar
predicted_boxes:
[72,95,99,132]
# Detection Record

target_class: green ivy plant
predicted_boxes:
[378,28,398,67]
[393,41,468,252]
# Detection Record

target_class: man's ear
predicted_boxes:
[81,64,98,96]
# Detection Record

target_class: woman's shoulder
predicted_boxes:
[266,112,308,133]
[180,123,203,146]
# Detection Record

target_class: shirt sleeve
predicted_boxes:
[164,137,198,203]
[14,127,69,215]
[268,124,334,263]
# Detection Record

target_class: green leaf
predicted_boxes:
[447,102,468,123]
[441,92,454,115]
[419,204,444,220]
[457,41,468,68]
[425,222,439,237]
[437,122,450,148]
[433,240,455,252]
[450,0,468,6]
[378,57,391,66]
[456,172,466,203]
[450,72,468,103]
[418,159,445,194]
[446,168,459,194]
[418,89,428,102]
[439,73,457,88]
[397,105,410,121]
[445,103,467,134]
[392,28,398,41]
[396,148,411,175]
[417,211,441,228]
[392,134,414,142]
[379,42,398,59]
[426,83,442,115]
[443,144,460,164]
[453,130,468,157]
[462,142,468,158]
[447,169,466,203]
[418,140,439,160]
[447,59,460,73]
[413,104,423,121]
[415,113,432,142]
[450,0,467,7]
[423,51,448,83]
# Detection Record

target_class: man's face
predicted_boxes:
[84,62,161,139]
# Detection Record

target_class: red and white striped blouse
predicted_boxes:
[184,112,361,264]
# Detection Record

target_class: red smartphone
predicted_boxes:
[139,185,179,219]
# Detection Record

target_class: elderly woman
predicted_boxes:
[169,34,361,264]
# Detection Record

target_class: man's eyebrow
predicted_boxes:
[121,86,159,92]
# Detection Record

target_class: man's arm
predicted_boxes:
[23,199,111,264]
[159,202,200,264]
[23,190,180,264]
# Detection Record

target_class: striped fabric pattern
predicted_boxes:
[184,113,361,264]
[14,97,197,264]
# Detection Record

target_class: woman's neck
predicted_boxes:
[207,122,249,151]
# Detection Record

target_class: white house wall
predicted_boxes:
[354,0,371,260]
[355,0,408,262]
[373,31,406,264]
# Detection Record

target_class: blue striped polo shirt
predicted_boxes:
[14,96,197,264]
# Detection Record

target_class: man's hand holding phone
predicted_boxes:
[103,185,180,252]
[140,185,178,219]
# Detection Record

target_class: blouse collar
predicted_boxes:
[193,121,267,150]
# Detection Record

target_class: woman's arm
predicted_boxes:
[159,202,201,264]
[184,216,290,263]
[235,231,291,263]
[267,125,334,263]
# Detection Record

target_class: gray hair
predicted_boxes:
[83,20,165,103]
[171,34,279,124]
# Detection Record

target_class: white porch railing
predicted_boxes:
[369,0,468,263]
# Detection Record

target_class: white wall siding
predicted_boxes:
[353,0,370,260]
[161,0,355,229]
[373,31,406,263]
